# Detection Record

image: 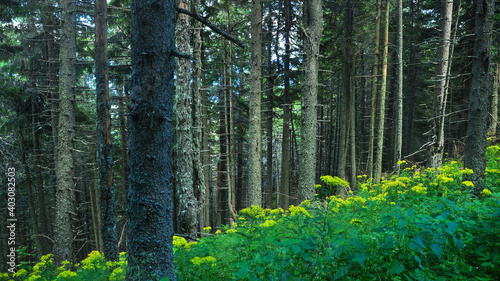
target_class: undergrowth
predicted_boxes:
[2,146,500,280]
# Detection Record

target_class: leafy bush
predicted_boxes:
[3,147,500,280]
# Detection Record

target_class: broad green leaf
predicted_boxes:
[389,262,405,275]
[430,243,443,259]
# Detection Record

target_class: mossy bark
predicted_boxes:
[127,0,177,279]
[53,0,76,266]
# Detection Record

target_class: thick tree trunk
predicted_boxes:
[174,0,198,237]
[374,0,390,184]
[464,0,494,187]
[298,0,322,201]
[249,0,263,206]
[430,0,453,169]
[53,0,76,266]
[95,0,118,261]
[127,0,177,279]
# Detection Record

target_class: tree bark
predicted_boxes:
[394,0,403,172]
[430,0,453,169]
[249,0,263,206]
[174,0,198,237]
[464,0,495,187]
[298,0,322,201]
[367,0,382,179]
[279,0,291,209]
[374,0,390,184]
[191,0,206,231]
[127,0,177,279]
[53,0,76,266]
[95,0,118,261]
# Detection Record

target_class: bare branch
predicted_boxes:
[175,7,245,49]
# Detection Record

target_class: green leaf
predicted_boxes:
[430,243,443,259]
[412,236,426,249]
[445,221,457,235]
[333,264,351,280]
[354,253,367,268]
[389,262,405,275]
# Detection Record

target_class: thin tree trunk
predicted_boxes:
[374,0,390,184]
[95,0,118,261]
[249,0,263,206]
[367,0,382,179]
[19,128,43,258]
[298,0,323,201]
[279,0,291,209]
[265,12,274,209]
[394,0,403,172]
[490,62,499,136]
[191,0,206,231]
[53,0,77,266]
[32,99,51,254]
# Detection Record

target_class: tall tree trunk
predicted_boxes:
[174,0,198,237]
[53,0,76,266]
[31,99,51,254]
[342,0,355,187]
[464,0,494,187]
[430,0,453,169]
[490,62,499,136]
[249,0,263,206]
[19,128,43,258]
[191,0,206,230]
[374,0,390,184]
[95,0,118,261]
[279,0,291,209]
[403,0,417,157]
[117,80,129,252]
[127,0,176,279]
[298,0,322,201]
[265,12,274,209]
[367,0,382,179]
[394,0,403,172]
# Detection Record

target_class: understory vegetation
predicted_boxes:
[3,146,500,281]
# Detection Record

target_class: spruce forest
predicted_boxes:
[1,0,499,280]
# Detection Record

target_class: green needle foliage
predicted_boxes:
[3,145,500,280]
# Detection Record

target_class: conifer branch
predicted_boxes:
[175,7,245,49]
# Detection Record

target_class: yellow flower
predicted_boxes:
[191,256,217,267]
[390,202,396,206]
[203,226,212,232]
[411,184,427,194]
[397,160,407,165]
[481,189,492,196]
[215,230,222,234]
[173,236,187,248]
[462,181,474,187]
[460,168,474,175]
[259,220,277,228]
[350,218,362,226]
[289,205,311,217]
[56,270,77,279]
[13,269,27,278]
[226,228,238,233]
